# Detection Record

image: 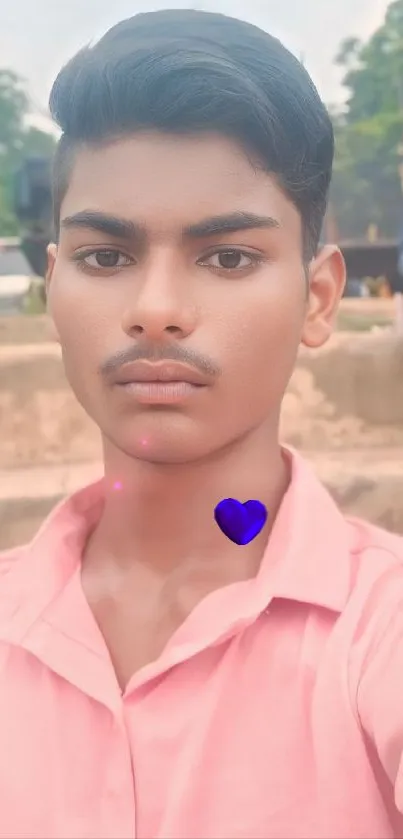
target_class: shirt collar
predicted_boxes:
[0,480,104,645]
[0,447,353,650]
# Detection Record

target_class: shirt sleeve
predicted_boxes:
[356,583,403,812]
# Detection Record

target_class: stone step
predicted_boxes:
[0,461,102,550]
[0,461,102,501]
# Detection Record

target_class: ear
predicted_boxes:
[46,243,57,295]
[301,245,346,349]
[45,243,60,344]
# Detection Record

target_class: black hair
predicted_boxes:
[49,9,334,259]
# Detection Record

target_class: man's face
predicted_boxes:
[47,132,343,465]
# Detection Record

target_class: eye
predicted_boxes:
[75,249,132,270]
[199,249,263,272]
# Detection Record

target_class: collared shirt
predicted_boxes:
[1,448,403,838]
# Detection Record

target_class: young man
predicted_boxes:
[1,9,403,838]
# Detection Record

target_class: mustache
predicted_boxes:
[99,342,221,380]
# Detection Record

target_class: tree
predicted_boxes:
[336,1,403,119]
[0,70,28,156]
[0,70,56,236]
[329,0,403,240]
[330,111,403,239]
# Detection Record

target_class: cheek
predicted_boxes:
[219,278,305,385]
[48,270,111,366]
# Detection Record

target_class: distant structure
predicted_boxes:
[13,157,53,282]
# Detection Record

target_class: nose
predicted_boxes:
[121,253,198,341]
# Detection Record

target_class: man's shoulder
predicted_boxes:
[347,515,403,570]
[0,543,29,578]
[343,516,403,640]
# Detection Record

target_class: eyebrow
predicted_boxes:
[60,209,280,241]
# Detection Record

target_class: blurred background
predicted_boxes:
[1,0,403,548]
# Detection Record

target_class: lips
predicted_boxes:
[114,360,208,387]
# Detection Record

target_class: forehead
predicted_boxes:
[60,132,299,233]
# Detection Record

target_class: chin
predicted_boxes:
[120,436,211,466]
[107,414,218,466]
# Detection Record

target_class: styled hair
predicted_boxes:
[49,9,334,259]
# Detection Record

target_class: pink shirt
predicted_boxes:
[1,448,403,838]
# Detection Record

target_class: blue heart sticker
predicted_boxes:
[214,498,268,546]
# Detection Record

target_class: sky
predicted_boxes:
[0,0,391,131]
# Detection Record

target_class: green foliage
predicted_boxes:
[0,69,56,237]
[0,70,28,155]
[330,0,403,239]
[0,181,18,235]
[331,110,403,237]
[339,1,403,119]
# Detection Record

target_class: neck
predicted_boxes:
[85,421,289,582]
